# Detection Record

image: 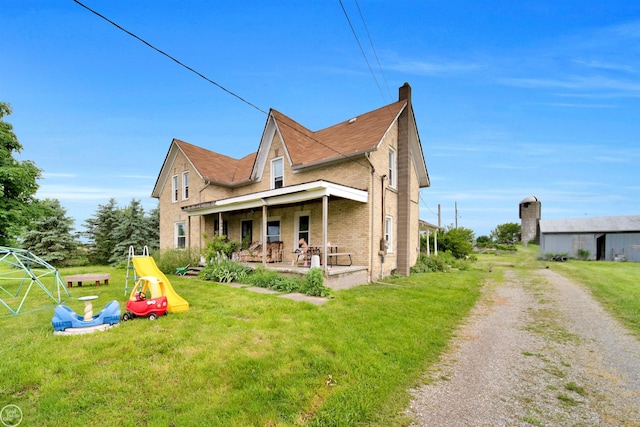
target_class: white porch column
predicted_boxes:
[426,230,431,257]
[218,212,223,236]
[434,230,438,256]
[262,205,267,267]
[322,195,328,270]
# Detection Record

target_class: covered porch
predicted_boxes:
[183,180,371,286]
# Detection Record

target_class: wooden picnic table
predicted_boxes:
[64,273,110,288]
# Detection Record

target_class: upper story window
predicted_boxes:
[388,147,397,189]
[271,157,284,189]
[182,171,189,200]
[171,175,179,203]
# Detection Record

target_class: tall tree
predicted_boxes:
[0,103,42,246]
[109,199,155,265]
[22,199,78,266]
[83,198,121,265]
[491,222,522,244]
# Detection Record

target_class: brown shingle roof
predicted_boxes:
[174,139,256,185]
[175,99,407,184]
[272,100,406,166]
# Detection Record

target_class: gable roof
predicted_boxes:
[539,215,640,234]
[272,100,407,167]
[151,139,256,197]
[152,93,429,196]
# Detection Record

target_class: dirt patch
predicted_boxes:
[406,268,640,426]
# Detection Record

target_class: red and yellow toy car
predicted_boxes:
[122,276,168,321]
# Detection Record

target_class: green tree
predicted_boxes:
[21,199,78,266]
[109,199,156,265]
[0,103,42,245]
[438,226,475,259]
[491,222,521,244]
[83,198,121,264]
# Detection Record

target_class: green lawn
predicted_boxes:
[1,264,484,426]
[549,256,640,338]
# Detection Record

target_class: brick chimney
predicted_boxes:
[396,82,412,276]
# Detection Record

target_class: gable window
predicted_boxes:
[385,216,394,253]
[271,157,284,189]
[388,147,397,189]
[266,219,281,242]
[171,175,179,203]
[182,171,189,200]
[175,222,186,248]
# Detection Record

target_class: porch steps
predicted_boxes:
[180,265,203,278]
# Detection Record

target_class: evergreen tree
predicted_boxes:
[0,102,42,245]
[21,199,78,266]
[109,199,155,265]
[147,205,160,252]
[83,198,121,265]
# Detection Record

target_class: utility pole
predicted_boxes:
[438,204,441,228]
[455,202,458,228]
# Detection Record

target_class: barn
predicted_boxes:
[539,215,640,262]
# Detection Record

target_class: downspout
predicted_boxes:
[380,174,387,279]
[366,153,376,283]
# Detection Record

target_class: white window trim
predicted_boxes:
[175,221,186,248]
[271,157,284,189]
[171,175,179,203]
[181,171,189,200]
[293,211,311,246]
[385,215,394,253]
[388,146,397,189]
[266,216,282,242]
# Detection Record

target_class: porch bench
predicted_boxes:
[327,252,352,267]
[64,273,110,288]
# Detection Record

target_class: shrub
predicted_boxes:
[153,247,201,274]
[202,234,241,261]
[245,267,302,293]
[577,248,590,260]
[200,259,251,283]
[300,267,330,297]
[411,253,448,273]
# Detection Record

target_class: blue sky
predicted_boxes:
[2,1,639,237]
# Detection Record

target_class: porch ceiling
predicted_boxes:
[182,180,368,216]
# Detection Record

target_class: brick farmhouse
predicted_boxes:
[152,83,430,283]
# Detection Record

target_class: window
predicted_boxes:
[241,220,253,246]
[214,219,229,238]
[175,222,186,248]
[171,175,178,202]
[266,220,281,242]
[295,213,310,246]
[385,216,393,253]
[388,147,397,189]
[271,157,284,189]
[182,171,189,200]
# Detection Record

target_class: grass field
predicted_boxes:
[0,264,484,426]
[2,248,637,426]
[548,255,640,338]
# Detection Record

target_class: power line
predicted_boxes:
[72,0,377,172]
[72,1,267,116]
[337,0,386,102]
[354,0,393,101]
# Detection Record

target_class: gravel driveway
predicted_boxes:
[406,267,640,426]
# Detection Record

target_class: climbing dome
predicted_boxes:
[0,247,70,316]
